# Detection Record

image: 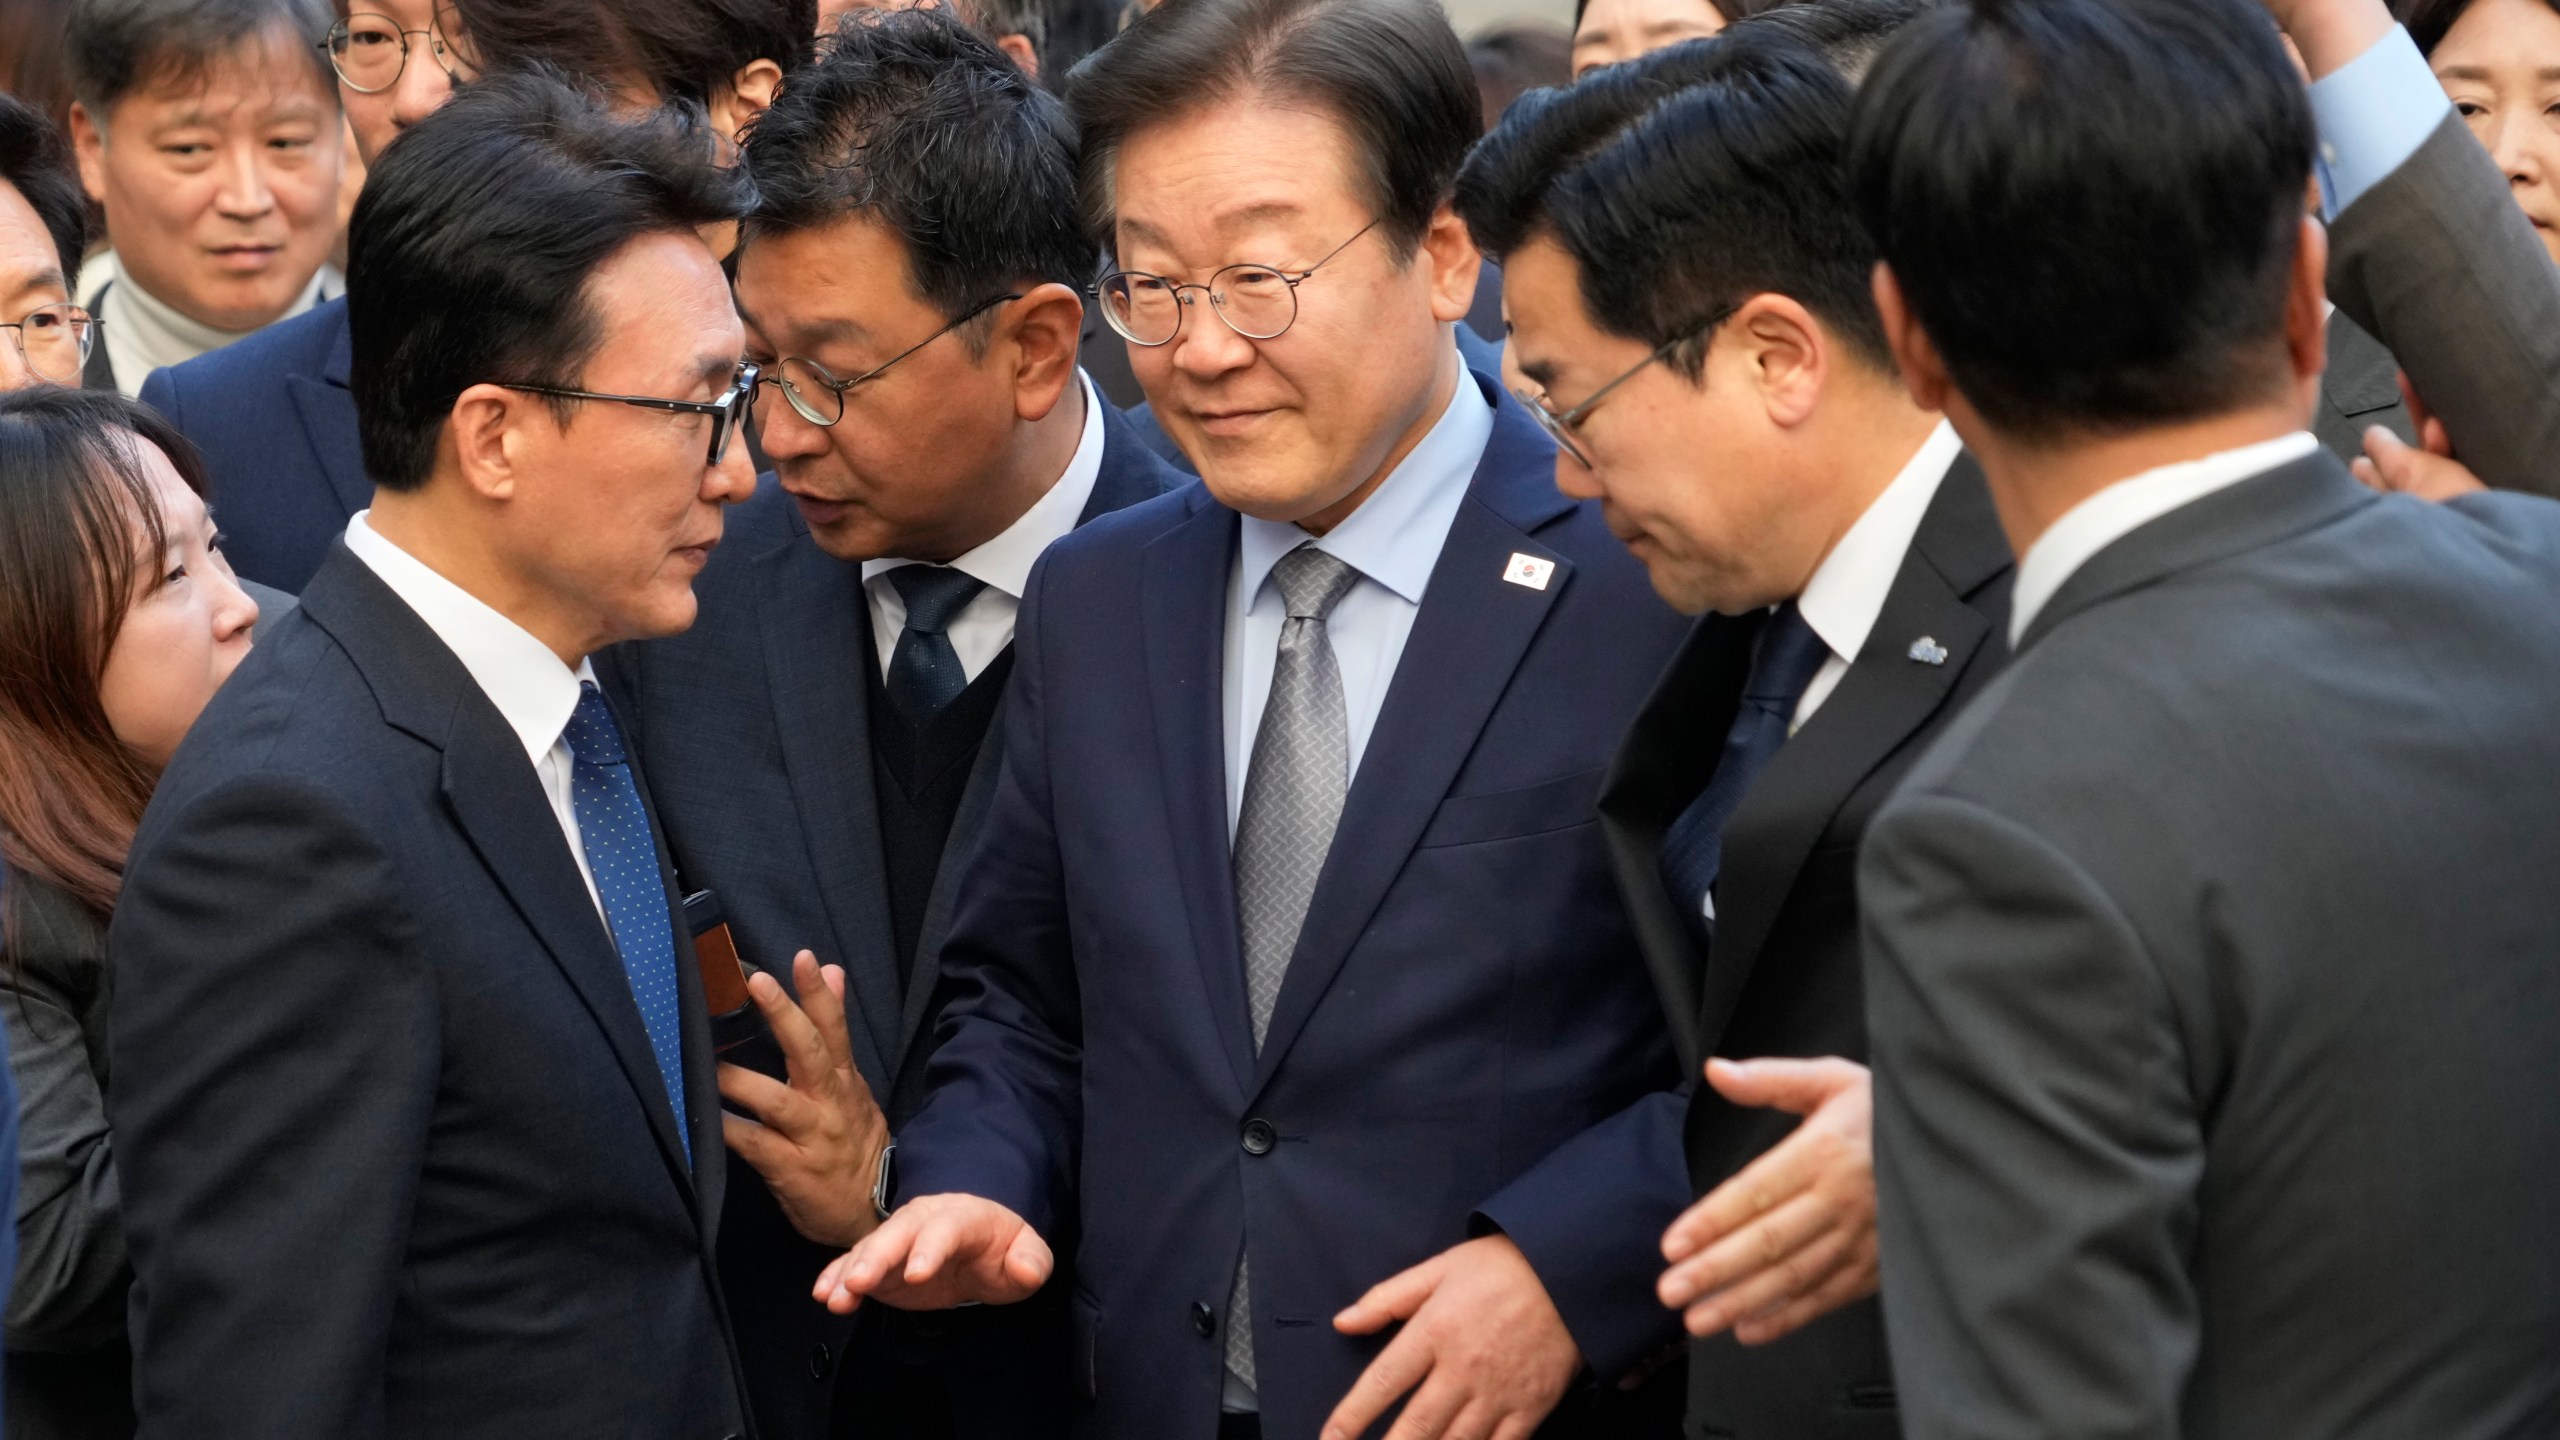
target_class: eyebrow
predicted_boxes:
[738,300,869,351]
[1119,202,1310,260]
[2437,63,2560,81]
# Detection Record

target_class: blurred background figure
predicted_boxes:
[1572,0,1732,75]
[2400,0,2560,264]
[0,94,95,393]
[0,388,260,1440]
[1468,19,1572,128]
[0,0,82,142]
[140,0,812,596]
[818,0,1046,75]
[62,0,345,396]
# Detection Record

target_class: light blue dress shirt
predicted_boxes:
[1221,364,1497,835]
[2310,24,2454,219]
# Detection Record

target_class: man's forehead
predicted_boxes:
[0,182,66,306]
[117,30,336,122]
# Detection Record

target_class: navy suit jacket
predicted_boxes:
[895,373,1694,1440]
[602,402,1183,1440]
[141,297,366,593]
[108,547,750,1439]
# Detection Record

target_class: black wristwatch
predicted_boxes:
[871,1142,898,1222]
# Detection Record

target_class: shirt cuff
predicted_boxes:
[2310,25,2453,220]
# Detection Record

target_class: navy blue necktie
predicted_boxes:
[885,565,988,725]
[1657,601,1830,945]
[561,682,691,1165]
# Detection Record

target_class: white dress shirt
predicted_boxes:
[2309,25,2452,219]
[1221,364,1495,833]
[343,510,606,918]
[1791,420,1966,731]
[2009,430,2321,644]
[860,372,1106,682]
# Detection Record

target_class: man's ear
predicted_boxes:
[710,59,786,147]
[1871,262,1951,414]
[2284,213,2330,388]
[1419,203,1484,325]
[995,32,1040,78]
[447,383,532,503]
[1006,281,1086,423]
[68,102,109,205]
[1729,293,1827,431]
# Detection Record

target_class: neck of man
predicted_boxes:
[1295,332,1463,538]
[368,484,599,669]
[942,374,1089,563]
[1965,395,2310,560]
[1777,365,1947,602]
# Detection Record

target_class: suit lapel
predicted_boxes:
[755,537,906,1089]
[1141,491,1258,1095]
[292,311,374,521]
[1252,399,1572,1085]
[1596,616,1755,1071]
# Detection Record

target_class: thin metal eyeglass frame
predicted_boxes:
[758,292,1023,427]
[319,11,475,94]
[0,302,92,384]
[1093,217,1383,348]
[1514,306,1736,468]
[498,362,762,468]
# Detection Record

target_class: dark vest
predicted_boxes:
[862,628,1014,985]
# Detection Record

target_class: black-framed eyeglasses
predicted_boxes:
[0,302,92,385]
[1093,218,1381,348]
[1514,306,1736,468]
[320,7,478,94]
[499,361,761,468]
[757,292,1021,428]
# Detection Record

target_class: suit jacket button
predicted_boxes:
[1240,1118,1276,1156]
[806,1343,831,1379]
[1192,1301,1217,1337]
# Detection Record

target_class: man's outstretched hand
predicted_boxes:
[1659,1057,1879,1345]
[1322,1233,1582,1440]
[814,1193,1052,1314]
[718,950,889,1249]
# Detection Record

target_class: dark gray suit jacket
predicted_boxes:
[2329,111,2560,495]
[1859,450,2560,1439]
[2312,312,2413,464]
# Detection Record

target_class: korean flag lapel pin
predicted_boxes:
[1908,635,1949,666]
[1503,552,1555,591]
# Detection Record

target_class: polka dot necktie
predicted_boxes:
[561,681,691,1166]
[885,564,990,725]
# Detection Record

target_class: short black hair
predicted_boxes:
[346,68,752,492]
[1848,0,2313,437]
[746,8,1091,349]
[1737,0,1936,81]
[0,92,88,292]
[64,0,335,114]
[1067,0,1480,261]
[453,0,816,111]
[2397,0,2560,54]
[1458,31,1888,374]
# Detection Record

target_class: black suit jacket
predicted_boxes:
[108,547,750,1440]
[602,401,1182,1440]
[1597,457,2014,1440]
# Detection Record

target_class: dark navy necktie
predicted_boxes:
[885,564,989,725]
[561,682,691,1165]
[1657,601,1831,946]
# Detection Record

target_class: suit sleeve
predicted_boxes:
[887,552,1083,1239]
[1857,793,2203,1440]
[108,776,436,1439]
[137,365,181,428]
[3,942,128,1353]
[1471,1087,1692,1382]
[2327,110,2560,498]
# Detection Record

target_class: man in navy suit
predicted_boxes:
[136,0,810,592]
[602,15,1183,1440]
[108,75,760,1436]
[814,1,1692,1437]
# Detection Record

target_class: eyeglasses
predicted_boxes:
[1513,307,1735,468]
[1093,219,1381,348]
[320,8,478,94]
[0,302,92,385]
[757,292,1021,427]
[499,362,761,468]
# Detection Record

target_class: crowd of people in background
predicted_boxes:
[0,0,2553,1435]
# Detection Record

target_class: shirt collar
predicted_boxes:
[2009,430,2320,645]
[1236,361,1494,609]
[861,371,1107,599]
[342,511,595,768]
[1796,420,1963,669]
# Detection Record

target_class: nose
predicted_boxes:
[706,426,760,504]
[207,563,259,646]
[212,138,278,222]
[392,48,454,130]
[751,379,833,465]
[1552,446,1603,501]
[1168,299,1258,383]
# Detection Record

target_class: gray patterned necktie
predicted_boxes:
[1223,544,1360,1400]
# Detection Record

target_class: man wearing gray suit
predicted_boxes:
[1845,0,2560,1436]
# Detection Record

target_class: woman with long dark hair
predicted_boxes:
[0,386,258,1438]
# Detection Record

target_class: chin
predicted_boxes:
[1195,449,1349,527]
